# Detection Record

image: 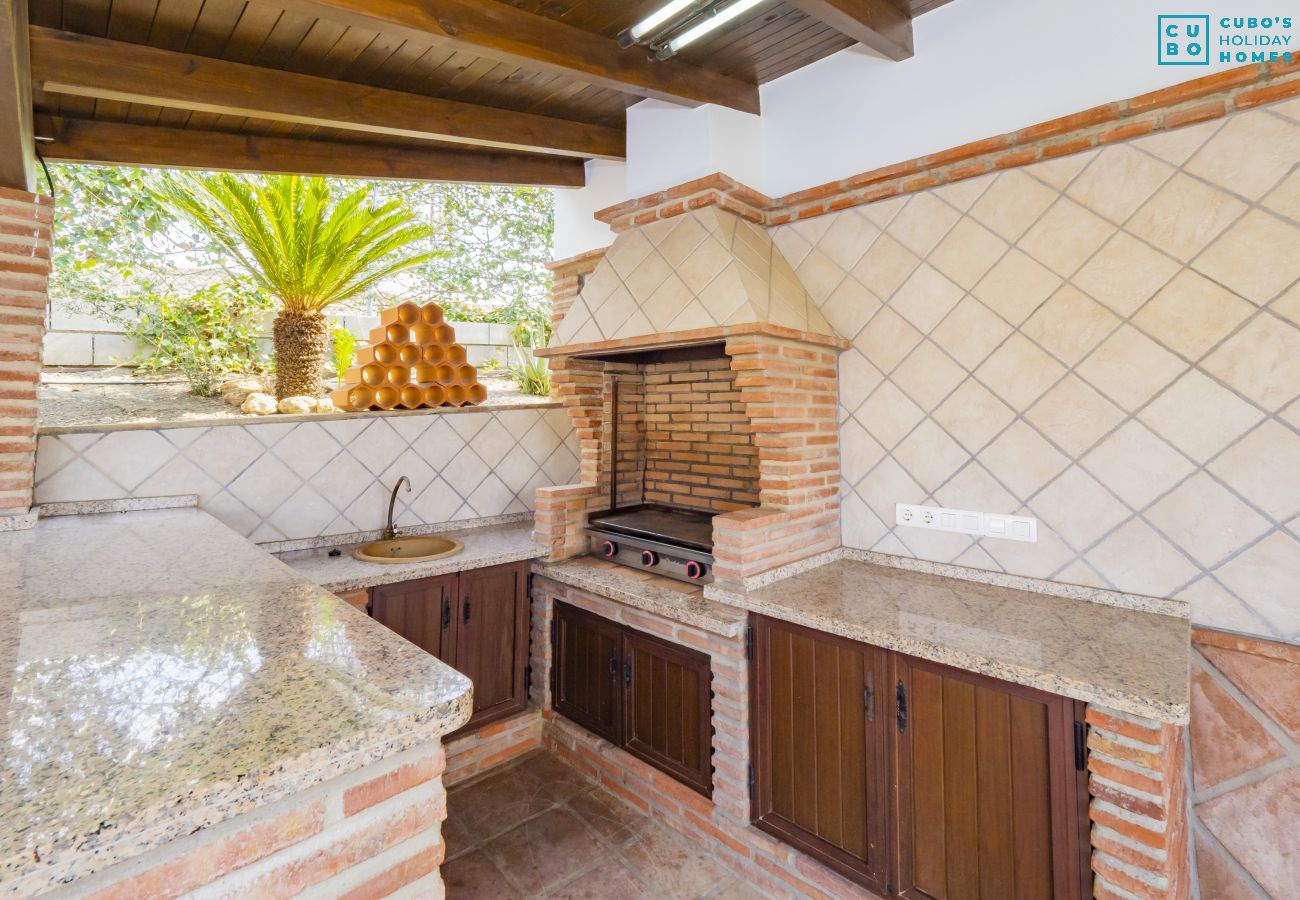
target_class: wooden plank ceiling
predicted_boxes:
[23,0,947,185]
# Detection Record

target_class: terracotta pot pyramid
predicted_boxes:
[332,302,487,411]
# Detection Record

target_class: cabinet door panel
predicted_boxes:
[750,615,889,894]
[895,654,1087,900]
[623,630,712,797]
[553,601,623,745]
[455,562,529,730]
[370,575,455,662]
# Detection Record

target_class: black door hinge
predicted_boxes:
[623,655,633,687]
[462,595,471,624]
[745,624,754,661]
[549,618,558,694]
[747,762,756,804]
[864,671,875,723]
[524,664,532,699]
[441,596,451,629]
[1074,721,1088,771]
[896,680,908,733]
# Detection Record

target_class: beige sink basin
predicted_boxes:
[352,536,464,563]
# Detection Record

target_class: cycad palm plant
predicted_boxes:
[157,174,435,399]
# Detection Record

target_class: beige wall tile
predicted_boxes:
[1073,232,1181,316]
[819,276,881,340]
[929,217,1008,290]
[856,456,925,521]
[889,264,965,334]
[1021,285,1121,366]
[1018,197,1114,276]
[969,169,1058,241]
[851,233,921,299]
[1185,110,1300,200]
[887,192,961,257]
[1030,465,1131,550]
[1086,518,1201,597]
[1066,144,1176,223]
[1213,532,1300,640]
[854,307,924,374]
[1193,209,1300,306]
[930,296,1014,370]
[855,380,925,449]
[1126,173,1247,262]
[894,419,970,491]
[974,333,1067,411]
[1132,269,1255,361]
[1139,369,1267,463]
[933,378,1017,453]
[891,340,967,411]
[1208,421,1300,521]
[1024,375,1126,458]
[1146,472,1272,567]
[816,209,881,271]
[971,249,1062,325]
[1081,420,1196,508]
[979,421,1070,500]
[1076,325,1187,411]
[1201,313,1300,412]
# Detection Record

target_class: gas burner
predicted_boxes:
[587,504,715,584]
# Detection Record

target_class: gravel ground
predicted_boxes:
[38,369,545,429]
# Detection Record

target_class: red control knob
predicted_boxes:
[685,560,707,580]
[640,549,659,567]
[601,540,618,558]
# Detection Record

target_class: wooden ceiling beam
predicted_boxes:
[786,0,914,60]
[0,0,35,190]
[36,118,587,187]
[28,26,625,160]
[270,0,761,113]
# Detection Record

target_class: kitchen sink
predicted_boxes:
[352,536,463,563]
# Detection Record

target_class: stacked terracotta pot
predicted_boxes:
[332,302,487,411]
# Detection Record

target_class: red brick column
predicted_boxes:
[1086,705,1190,899]
[0,187,52,521]
[714,335,841,584]
[533,354,606,561]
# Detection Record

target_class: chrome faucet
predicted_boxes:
[383,476,411,541]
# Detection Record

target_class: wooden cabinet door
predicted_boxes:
[750,615,890,894]
[623,629,713,797]
[370,574,456,663]
[553,601,624,745]
[454,561,530,730]
[893,654,1089,900]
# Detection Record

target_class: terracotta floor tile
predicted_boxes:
[621,822,737,898]
[485,807,613,895]
[525,752,595,804]
[1196,766,1300,898]
[442,849,524,900]
[442,810,475,862]
[1202,644,1300,741]
[1189,664,1285,790]
[546,857,653,899]
[451,764,557,840]
[567,788,654,847]
[1193,831,1257,900]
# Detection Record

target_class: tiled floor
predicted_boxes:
[442,750,762,898]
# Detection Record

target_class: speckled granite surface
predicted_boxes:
[534,557,747,637]
[277,520,546,592]
[707,558,1190,724]
[0,508,472,895]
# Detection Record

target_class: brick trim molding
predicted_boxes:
[0,187,53,520]
[546,248,606,330]
[585,60,1300,234]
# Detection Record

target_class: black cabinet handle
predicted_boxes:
[463,595,471,624]
[441,596,450,629]
[896,680,908,733]
[864,671,875,723]
[608,649,618,679]
[623,656,633,687]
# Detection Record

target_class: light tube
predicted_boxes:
[628,0,698,42]
[663,0,765,55]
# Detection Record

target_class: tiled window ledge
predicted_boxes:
[37,398,561,436]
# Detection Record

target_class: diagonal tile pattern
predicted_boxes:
[34,408,580,543]
[768,102,1300,641]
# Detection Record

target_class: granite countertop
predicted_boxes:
[276,520,546,592]
[0,509,473,895]
[535,557,748,637]
[708,558,1190,724]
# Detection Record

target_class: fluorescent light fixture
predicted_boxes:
[661,0,765,56]
[627,0,697,42]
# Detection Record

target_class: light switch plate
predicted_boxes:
[895,503,1038,543]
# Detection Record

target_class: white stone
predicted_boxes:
[314,396,336,414]
[221,377,266,406]
[278,396,316,415]
[241,393,278,415]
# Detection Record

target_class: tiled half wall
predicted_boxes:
[33,408,580,542]
[767,101,1300,642]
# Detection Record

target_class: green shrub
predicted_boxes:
[510,320,550,397]
[125,282,273,396]
[331,324,359,382]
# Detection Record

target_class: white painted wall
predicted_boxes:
[552,159,626,260]
[551,0,1290,249]
[625,100,764,197]
[759,0,1259,196]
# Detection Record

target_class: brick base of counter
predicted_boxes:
[443,708,544,787]
[73,744,451,900]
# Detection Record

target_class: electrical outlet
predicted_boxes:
[895,503,1038,543]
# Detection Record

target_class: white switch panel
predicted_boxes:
[895,503,1038,543]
